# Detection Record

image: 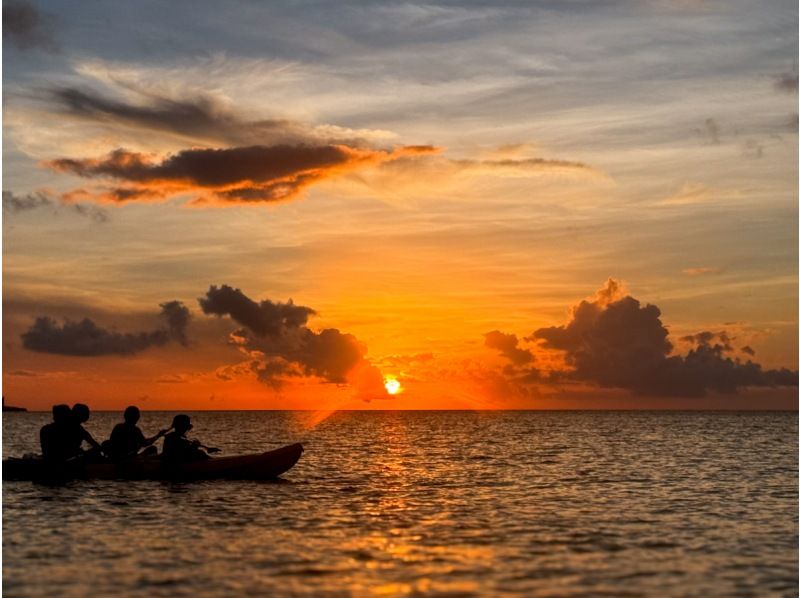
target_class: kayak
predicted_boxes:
[2,443,303,481]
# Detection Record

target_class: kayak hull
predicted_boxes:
[2,443,304,481]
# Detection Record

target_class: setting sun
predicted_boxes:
[384,377,402,395]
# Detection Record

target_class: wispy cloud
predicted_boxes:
[50,85,397,147]
[682,266,720,276]
[3,190,109,222]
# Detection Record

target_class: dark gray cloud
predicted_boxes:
[200,285,369,385]
[489,280,797,398]
[199,284,315,336]
[21,301,190,356]
[774,71,798,93]
[680,331,733,352]
[50,87,371,147]
[3,190,50,212]
[3,190,109,222]
[2,0,56,51]
[46,144,436,204]
[160,300,191,346]
[484,330,533,365]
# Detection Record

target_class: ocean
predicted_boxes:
[3,410,797,596]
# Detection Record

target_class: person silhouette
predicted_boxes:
[108,406,169,462]
[68,403,103,460]
[39,404,72,462]
[161,414,217,467]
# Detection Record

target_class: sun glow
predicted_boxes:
[384,377,402,395]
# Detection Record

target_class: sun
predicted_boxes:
[384,377,402,395]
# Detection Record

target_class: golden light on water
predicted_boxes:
[384,377,402,395]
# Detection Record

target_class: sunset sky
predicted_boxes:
[3,0,797,410]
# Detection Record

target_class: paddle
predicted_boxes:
[189,439,221,454]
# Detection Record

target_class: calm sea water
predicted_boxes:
[3,410,798,597]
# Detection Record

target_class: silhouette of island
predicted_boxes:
[2,396,27,412]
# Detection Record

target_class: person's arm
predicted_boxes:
[190,439,220,454]
[40,426,50,459]
[142,428,169,446]
[80,426,102,450]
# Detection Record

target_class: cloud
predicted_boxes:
[379,352,434,367]
[46,144,439,205]
[7,369,39,377]
[21,301,190,356]
[369,151,602,184]
[50,86,394,147]
[156,373,196,384]
[680,330,733,352]
[491,279,797,398]
[452,157,597,176]
[694,118,720,144]
[682,266,719,276]
[159,300,191,346]
[3,190,109,222]
[199,285,385,392]
[199,284,315,336]
[774,71,798,93]
[3,190,50,212]
[484,330,533,365]
[2,1,56,51]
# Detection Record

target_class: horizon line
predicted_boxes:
[7,408,797,413]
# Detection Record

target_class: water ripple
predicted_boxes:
[3,411,797,596]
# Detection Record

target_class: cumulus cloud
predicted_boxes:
[484,330,533,365]
[199,285,385,393]
[3,190,109,222]
[491,279,797,398]
[680,330,732,352]
[199,284,315,336]
[160,300,191,346]
[2,0,56,51]
[21,301,190,356]
[46,144,438,204]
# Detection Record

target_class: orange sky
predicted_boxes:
[3,1,797,411]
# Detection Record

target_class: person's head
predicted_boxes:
[123,406,140,425]
[52,404,71,424]
[72,403,90,423]
[171,414,192,435]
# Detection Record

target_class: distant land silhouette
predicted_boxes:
[3,397,27,412]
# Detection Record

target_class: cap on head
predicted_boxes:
[72,403,90,423]
[52,404,71,423]
[171,414,192,432]
[124,405,140,424]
